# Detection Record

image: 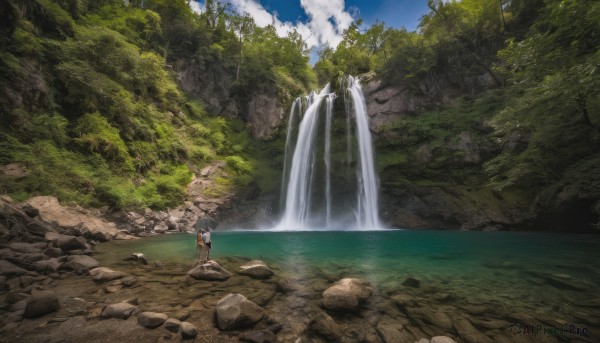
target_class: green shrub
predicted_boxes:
[225,155,253,174]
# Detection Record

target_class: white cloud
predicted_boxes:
[222,0,355,49]
[190,1,203,15]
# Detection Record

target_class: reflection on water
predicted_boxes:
[95,230,600,342]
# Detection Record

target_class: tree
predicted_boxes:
[229,12,255,81]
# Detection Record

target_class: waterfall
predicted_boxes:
[276,76,382,231]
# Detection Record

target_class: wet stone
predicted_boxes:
[402,276,421,288]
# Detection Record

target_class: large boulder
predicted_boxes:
[322,278,373,311]
[89,267,127,282]
[137,311,168,328]
[187,261,231,281]
[100,302,139,319]
[61,255,99,273]
[24,291,60,318]
[237,260,274,280]
[215,293,265,330]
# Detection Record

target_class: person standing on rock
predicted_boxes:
[201,228,212,262]
[196,229,205,264]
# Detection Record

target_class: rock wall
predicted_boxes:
[361,74,598,231]
[175,60,285,139]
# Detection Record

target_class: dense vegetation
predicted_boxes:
[0,0,314,209]
[1,0,598,229]
[317,0,600,229]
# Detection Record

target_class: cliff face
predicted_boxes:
[362,75,599,232]
[175,60,285,139]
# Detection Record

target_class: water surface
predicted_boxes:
[96,230,600,341]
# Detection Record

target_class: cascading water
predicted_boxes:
[275,76,383,231]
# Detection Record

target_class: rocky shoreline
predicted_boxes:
[1,196,597,343]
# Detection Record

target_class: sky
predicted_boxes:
[191,0,431,60]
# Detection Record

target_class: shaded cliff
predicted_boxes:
[362,74,599,232]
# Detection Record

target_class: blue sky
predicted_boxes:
[257,0,429,31]
[192,1,431,49]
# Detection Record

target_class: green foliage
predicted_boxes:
[73,112,134,173]
[225,155,252,174]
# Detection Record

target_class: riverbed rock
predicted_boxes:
[89,267,127,282]
[322,278,373,311]
[164,318,181,332]
[61,255,99,273]
[180,321,198,338]
[24,291,60,318]
[239,329,276,343]
[121,276,138,287]
[137,311,168,328]
[215,293,265,330]
[187,261,231,281]
[238,260,274,279]
[124,253,148,265]
[100,302,139,319]
[402,276,421,288]
[305,312,343,342]
[452,315,491,343]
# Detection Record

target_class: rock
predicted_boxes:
[10,299,28,312]
[239,329,276,343]
[121,276,138,287]
[21,204,39,218]
[137,311,168,328]
[153,223,168,233]
[452,315,491,343]
[32,258,62,273]
[89,267,127,282]
[43,247,62,257]
[9,242,40,254]
[105,284,123,293]
[6,292,29,304]
[124,253,148,265]
[402,277,421,288]
[24,291,60,318]
[92,231,113,242]
[45,232,87,251]
[164,318,181,332]
[20,253,47,262]
[180,321,198,339]
[322,278,373,311]
[215,293,265,330]
[305,312,343,342]
[187,261,231,281]
[154,261,164,269]
[0,260,27,276]
[377,319,406,343]
[100,302,139,319]
[238,260,274,279]
[276,278,301,293]
[61,255,99,273]
[267,323,283,333]
[431,336,458,343]
[26,196,118,238]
